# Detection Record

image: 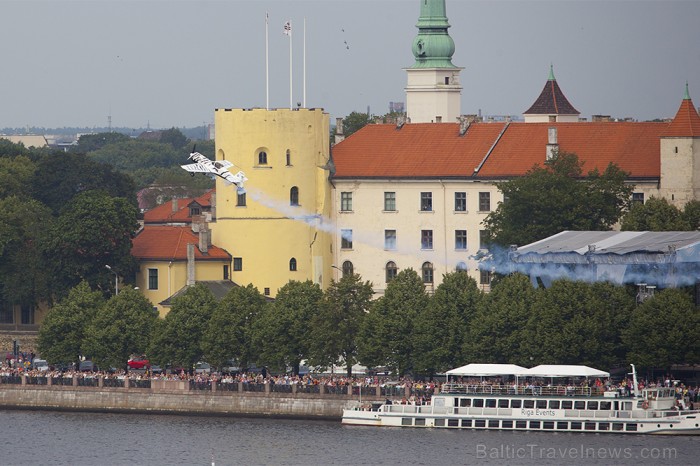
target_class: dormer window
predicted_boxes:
[190,206,201,216]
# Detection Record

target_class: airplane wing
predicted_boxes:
[181,163,213,174]
[221,170,248,185]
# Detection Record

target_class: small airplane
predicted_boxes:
[181,150,248,194]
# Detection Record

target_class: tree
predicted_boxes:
[469,273,538,366]
[36,281,105,367]
[623,288,700,369]
[342,111,373,138]
[201,284,267,370]
[159,127,189,149]
[0,155,35,198]
[72,132,131,153]
[308,274,374,376]
[413,271,482,375]
[150,283,217,369]
[621,196,691,231]
[44,190,139,298]
[253,280,322,374]
[89,139,183,171]
[483,152,632,247]
[82,287,159,369]
[358,269,429,376]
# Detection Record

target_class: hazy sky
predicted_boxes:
[1,0,698,129]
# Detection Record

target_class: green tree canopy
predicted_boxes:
[253,280,322,374]
[483,152,632,247]
[0,155,35,198]
[158,127,189,149]
[308,274,374,376]
[342,111,373,138]
[150,283,217,369]
[201,284,267,370]
[37,281,105,367]
[89,139,184,171]
[73,132,131,153]
[621,196,694,231]
[82,287,159,369]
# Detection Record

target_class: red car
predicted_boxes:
[127,356,150,369]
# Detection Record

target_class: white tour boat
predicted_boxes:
[342,364,700,435]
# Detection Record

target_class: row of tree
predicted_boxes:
[37,271,699,375]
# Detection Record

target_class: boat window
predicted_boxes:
[447,419,459,427]
[485,399,496,408]
[549,400,560,409]
[516,420,527,429]
[415,418,426,426]
[571,422,582,430]
[459,398,471,407]
[622,402,632,410]
[475,420,486,428]
[574,400,586,410]
[401,418,412,426]
[625,423,638,432]
[529,421,540,429]
[488,420,499,428]
[588,401,598,410]
[598,422,610,431]
[461,419,472,428]
[561,400,573,409]
[498,399,509,408]
[612,423,624,431]
[523,400,534,409]
[543,421,555,430]
[585,422,596,431]
[557,421,568,430]
[502,420,513,429]
[511,399,522,409]
[473,399,484,408]
[536,400,547,409]
[600,401,611,410]
[435,419,445,427]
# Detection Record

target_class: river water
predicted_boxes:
[3,409,697,465]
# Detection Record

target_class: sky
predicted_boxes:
[1,0,699,129]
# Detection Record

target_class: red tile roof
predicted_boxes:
[143,190,213,224]
[524,78,579,116]
[332,121,669,181]
[131,226,231,261]
[663,97,700,137]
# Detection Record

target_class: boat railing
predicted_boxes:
[442,383,592,397]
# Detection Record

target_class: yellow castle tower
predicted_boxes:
[210,108,333,297]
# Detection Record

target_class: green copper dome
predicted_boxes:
[410,0,457,69]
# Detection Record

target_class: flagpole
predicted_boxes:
[289,20,293,110]
[265,12,269,110]
[303,17,306,108]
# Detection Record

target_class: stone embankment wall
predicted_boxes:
[0,380,380,419]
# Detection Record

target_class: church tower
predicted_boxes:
[523,65,580,123]
[404,0,463,123]
[659,83,700,207]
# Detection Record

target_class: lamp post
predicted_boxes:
[105,264,118,295]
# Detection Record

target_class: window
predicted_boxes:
[223,265,229,280]
[21,305,34,325]
[420,192,432,211]
[289,258,297,271]
[342,261,354,277]
[454,192,466,211]
[290,187,299,206]
[0,303,12,324]
[386,261,398,282]
[479,230,490,250]
[422,262,434,283]
[341,229,353,249]
[455,230,467,250]
[421,230,433,249]
[190,206,201,216]
[341,192,353,211]
[480,270,491,286]
[148,268,158,290]
[233,258,243,271]
[632,192,644,205]
[456,262,467,272]
[479,192,491,211]
[264,287,270,296]
[286,149,291,166]
[237,192,246,206]
[385,230,397,250]
[384,192,396,211]
[258,151,268,165]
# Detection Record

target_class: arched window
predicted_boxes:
[290,186,299,206]
[422,262,434,283]
[286,149,291,166]
[386,261,398,283]
[289,258,297,271]
[456,261,468,272]
[258,151,268,165]
[342,261,353,277]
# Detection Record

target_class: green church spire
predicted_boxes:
[410,0,457,69]
[548,63,556,81]
[684,81,691,100]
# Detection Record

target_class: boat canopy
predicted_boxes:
[525,365,609,378]
[446,363,530,377]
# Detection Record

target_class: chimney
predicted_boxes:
[334,117,345,144]
[187,243,195,286]
[546,127,558,160]
[172,198,178,213]
[210,191,216,220]
[198,223,209,253]
[458,116,470,136]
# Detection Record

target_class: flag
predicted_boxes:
[283,20,291,36]
[266,12,269,25]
